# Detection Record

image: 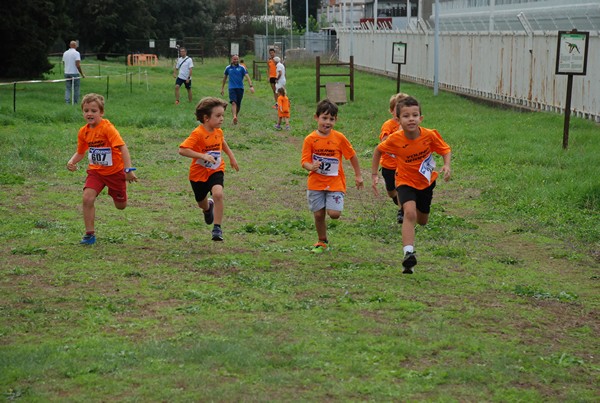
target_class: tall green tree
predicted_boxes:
[149,0,224,39]
[0,0,65,78]
[286,0,318,31]
[70,0,155,56]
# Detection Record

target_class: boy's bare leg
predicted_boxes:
[313,209,327,241]
[82,188,98,232]
[401,201,418,247]
[210,185,224,225]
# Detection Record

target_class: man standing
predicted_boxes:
[221,54,254,125]
[173,47,194,105]
[63,41,85,105]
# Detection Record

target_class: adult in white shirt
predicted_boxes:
[62,41,85,104]
[274,57,286,91]
[173,47,194,104]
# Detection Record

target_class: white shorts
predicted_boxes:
[307,190,345,212]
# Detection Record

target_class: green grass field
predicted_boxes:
[1,56,598,401]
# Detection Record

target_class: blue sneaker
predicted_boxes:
[80,234,96,245]
[203,198,214,225]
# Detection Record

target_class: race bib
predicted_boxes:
[419,153,436,183]
[196,150,222,170]
[313,154,340,177]
[88,147,113,166]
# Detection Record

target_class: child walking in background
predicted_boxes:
[371,96,452,274]
[179,97,239,241]
[378,92,409,223]
[66,93,138,245]
[301,99,364,253]
[274,87,290,130]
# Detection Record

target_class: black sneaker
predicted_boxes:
[203,198,214,225]
[397,209,404,224]
[211,226,223,241]
[402,251,417,274]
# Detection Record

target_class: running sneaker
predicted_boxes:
[402,251,417,274]
[274,124,282,130]
[397,209,404,224]
[285,124,291,131]
[310,241,328,254]
[80,234,96,245]
[203,198,214,225]
[212,226,223,241]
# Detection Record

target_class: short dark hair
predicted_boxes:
[315,99,338,117]
[395,96,421,116]
[195,97,228,123]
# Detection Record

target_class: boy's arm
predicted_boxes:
[117,144,138,182]
[371,148,383,195]
[66,152,85,172]
[349,154,364,190]
[178,147,217,165]
[222,140,239,171]
[440,151,452,182]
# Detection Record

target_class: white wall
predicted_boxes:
[336,28,600,122]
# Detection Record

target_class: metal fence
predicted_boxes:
[336,27,600,122]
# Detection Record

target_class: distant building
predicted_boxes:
[318,0,600,32]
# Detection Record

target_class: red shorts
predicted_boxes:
[84,169,127,202]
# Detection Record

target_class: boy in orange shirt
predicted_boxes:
[301,99,364,253]
[371,96,452,273]
[274,87,290,131]
[378,92,409,223]
[179,97,239,241]
[267,48,278,107]
[67,93,138,245]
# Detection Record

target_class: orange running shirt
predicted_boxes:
[378,118,400,170]
[179,125,226,182]
[277,95,290,118]
[267,58,277,79]
[301,129,357,192]
[377,127,451,190]
[76,119,125,176]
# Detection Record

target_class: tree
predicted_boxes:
[286,0,319,31]
[70,0,156,57]
[0,0,65,78]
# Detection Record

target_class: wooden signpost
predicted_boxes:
[555,30,589,149]
[392,42,407,93]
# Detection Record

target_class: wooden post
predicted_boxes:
[563,74,573,149]
[349,55,354,101]
[316,56,321,103]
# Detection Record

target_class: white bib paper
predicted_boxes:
[88,147,113,166]
[419,153,436,183]
[313,153,340,177]
[196,150,222,170]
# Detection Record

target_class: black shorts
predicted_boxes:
[269,77,277,84]
[381,167,396,192]
[175,77,191,89]
[396,181,436,214]
[190,171,224,202]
